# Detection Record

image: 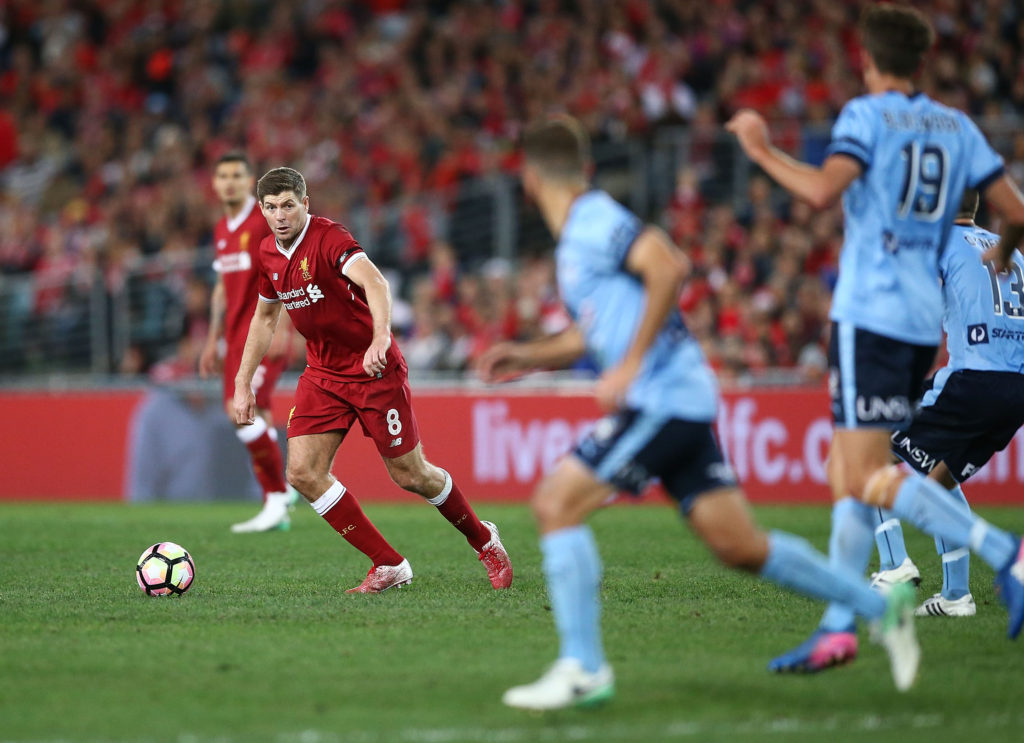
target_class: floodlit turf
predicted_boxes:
[2,502,1024,743]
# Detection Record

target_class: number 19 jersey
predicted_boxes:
[826,91,1004,345]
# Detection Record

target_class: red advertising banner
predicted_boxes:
[1,386,1022,503]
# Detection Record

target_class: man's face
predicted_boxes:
[212,162,255,206]
[261,191,309,245]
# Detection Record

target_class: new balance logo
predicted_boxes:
[389,437,403,448]
[967,323,989,345]
[307,283,324,303]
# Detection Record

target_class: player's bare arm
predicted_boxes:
[981,175,1024,272]
[478,326,586,384]
[726,109,861,209]
[233,299,282,425]
[345,256,392,377]
[266,306,294,361]
[199,277,226,378]
[594,226,689,412]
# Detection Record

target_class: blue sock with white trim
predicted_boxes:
[541,526,605,673]
[892,474,1017,572]
[936,485,970,600]
[819,497,877,632]
[873,507,908,572]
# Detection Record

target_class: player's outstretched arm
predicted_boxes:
[233,299,282,425]
[594,226,686,411]
[726,109,860,209]
[477,326,586,384]
[199,277,226,378]
[345,256,393,376]
[981,175,1024,272]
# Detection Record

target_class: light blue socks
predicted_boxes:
[761,529,886,622]
[892,474,1017,572]
[541,525,605,673]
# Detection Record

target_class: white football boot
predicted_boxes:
[915,592,976,617]
[230,492,292,533]
[477,520,513,589]
[345,559,413,594]
[870,582,920,692]
[503,658,615,711]
[870,557,921,591]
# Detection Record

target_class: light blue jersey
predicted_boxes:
[922,224,1024,404]
[827,92,1004,345]
[556,190,718,421]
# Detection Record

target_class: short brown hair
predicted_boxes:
[957,189,979,221]
[522,116,590,182]
[257,167,307,203]
[214,151,251,173]
[861,3,935,78]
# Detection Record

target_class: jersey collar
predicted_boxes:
[225,195,258,233]
[276,213,312,259]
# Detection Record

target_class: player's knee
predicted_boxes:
[387,463,429,496]
[706,530,768,572]
[285,461,316,495]
[530,486,566,531]
[862,464,904,507]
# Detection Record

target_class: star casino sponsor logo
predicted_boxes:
[299,256,313,281]
[277,283,324,309]
[990,327,1024,342]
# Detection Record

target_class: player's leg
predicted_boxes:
[769,431,882,672]
[226,359,292,533]
[685,486,918,690]
[382,443,512,589]
[911,463,974,616]
[361,368,512,588]
[869,507,919,588]
[865,465,1022,636]
[502,456,615,711]
[287,431,410,592]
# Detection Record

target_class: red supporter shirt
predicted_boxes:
[256,214,403,382]
[212,196,273,353]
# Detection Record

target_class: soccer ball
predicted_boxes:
[136,542,196,596]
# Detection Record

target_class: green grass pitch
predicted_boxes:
[2,502,1024,743]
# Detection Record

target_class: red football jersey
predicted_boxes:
[256,214,404,382]
[212,196,273,352]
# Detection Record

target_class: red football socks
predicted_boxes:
[313,481,404,567]
[430,470,492,552]
[235,418,287,501]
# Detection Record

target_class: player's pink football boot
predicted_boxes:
[345,558,413,594]
[478,520,513,589]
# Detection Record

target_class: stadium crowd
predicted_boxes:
[1,0,1023,380]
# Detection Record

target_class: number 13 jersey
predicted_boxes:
[826,91,1004,345]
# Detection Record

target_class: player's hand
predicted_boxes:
[233,381,257,425]
[595,361,637,412]
[982,244,1012,274]
[725,109,771,162]
[477,342,529,383]
[198,340,222,378]
[363,335,391,377]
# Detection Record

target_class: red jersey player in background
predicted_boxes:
[200,153,297,533]
[232,166,512,593]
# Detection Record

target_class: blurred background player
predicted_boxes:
[200,152,296,533]
[870,190,1024,618]
[234,167,512,593]
[727,3,1024,672]
[481,117,920,711]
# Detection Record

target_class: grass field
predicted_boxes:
[2,501,1024,743]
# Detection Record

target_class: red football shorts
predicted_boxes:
[286,364,421,458]
[222,352,288,410]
